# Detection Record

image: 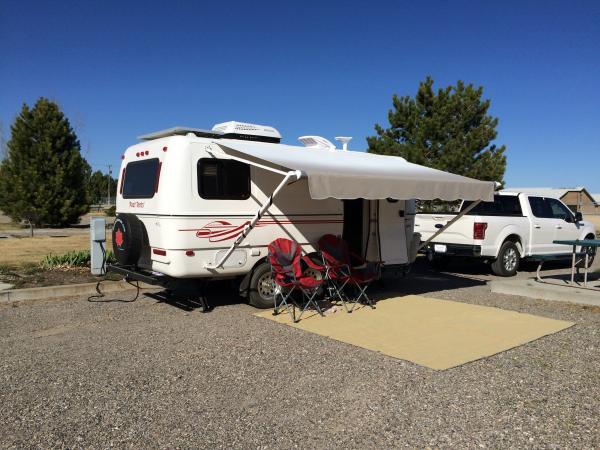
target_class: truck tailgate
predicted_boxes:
[415,213,476,245]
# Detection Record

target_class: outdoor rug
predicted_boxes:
[255,295,574,370]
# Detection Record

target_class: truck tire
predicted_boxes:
[248,262,275,309]
[112,213,145,266]
[491,241,520,277]
[426,249,450,270]
[577,235,596,268]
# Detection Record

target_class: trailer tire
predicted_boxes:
[112,213,145,266]
[248,262,275,309]
[491,241,520,277]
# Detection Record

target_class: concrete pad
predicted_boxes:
[0,283,14,291]
[490,277,600,307]
[255,295,574,370]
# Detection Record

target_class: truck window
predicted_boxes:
[528,196,551,218]
[547,198,574,221]
[198,158,250,200]
[460,195,522,216]
[122,158,160,199]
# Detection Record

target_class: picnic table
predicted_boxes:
[553,239,600,287]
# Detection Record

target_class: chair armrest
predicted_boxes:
[302,255,325,271]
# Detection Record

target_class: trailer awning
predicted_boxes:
[215,139,495,202]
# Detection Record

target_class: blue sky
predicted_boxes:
[1,0,599,191]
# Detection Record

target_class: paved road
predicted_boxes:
[1,269,600,448]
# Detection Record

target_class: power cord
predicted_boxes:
[87,241,140,303]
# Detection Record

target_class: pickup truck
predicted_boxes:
[415,191,597,276]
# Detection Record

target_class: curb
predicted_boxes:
[0,280,159,303]
[490,278,600,307]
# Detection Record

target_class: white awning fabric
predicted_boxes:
[215,139,495,202]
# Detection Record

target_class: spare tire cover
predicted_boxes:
[112,213,145,266]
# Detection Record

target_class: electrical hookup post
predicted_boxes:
[90,216,106,275]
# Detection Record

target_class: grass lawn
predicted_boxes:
[0,235,113,266]
[0,223,23,231]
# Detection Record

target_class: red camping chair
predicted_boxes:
[318,234,381,310]
[267,238,326,323]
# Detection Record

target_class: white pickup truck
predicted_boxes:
[415,191,597,276]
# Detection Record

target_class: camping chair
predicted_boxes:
[267,238,326,322]
[318,234,381,310]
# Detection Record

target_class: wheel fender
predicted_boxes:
[493,226,525,258]
[239,257,267,297]
[579,227,596,241]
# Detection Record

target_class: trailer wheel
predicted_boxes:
[491,241,520,277]
[112,213,145,266]
[248,262,275,309]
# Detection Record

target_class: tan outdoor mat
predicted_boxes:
[255,295,574,370]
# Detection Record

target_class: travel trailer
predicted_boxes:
[112,121,494,308]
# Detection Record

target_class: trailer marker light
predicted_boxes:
[145,150,149,155]
[154,162,162,193]
[136,152,140,157]
[153,248,167,256]
[473,222,488,240]
[119,168,126,194]
[163,146,167,152]
[185,250,195,257]
[121,154,125,160]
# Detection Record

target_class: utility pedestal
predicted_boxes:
[90,216,106,275]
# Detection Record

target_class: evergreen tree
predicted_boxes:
[367,76,506,183]
[0,98,90,226]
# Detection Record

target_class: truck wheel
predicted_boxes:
[112,213,145,266]
[248,262,275,309]
[577,235,596,268]
[491,241,520,276]
[426,250,449,270]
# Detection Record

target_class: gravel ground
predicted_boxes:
[1,267,600,448]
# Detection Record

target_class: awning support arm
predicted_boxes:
[204,170,303,269]
[417,199,483,252]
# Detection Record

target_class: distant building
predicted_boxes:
[505,187,599,215]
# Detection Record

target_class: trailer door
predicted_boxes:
[378,199,408,264]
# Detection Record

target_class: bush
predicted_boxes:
[105,205,116,217]
[41,249,116,269]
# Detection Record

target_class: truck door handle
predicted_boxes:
[555,225,562,229]
[534,224,541,229]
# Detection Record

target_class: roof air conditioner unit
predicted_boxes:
[212,121,282,143]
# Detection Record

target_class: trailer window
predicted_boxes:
[198,159,250,200]
[122,158,160,199]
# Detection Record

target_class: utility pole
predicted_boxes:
[106,164,112,206]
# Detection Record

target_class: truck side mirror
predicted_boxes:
[574,212,583,223]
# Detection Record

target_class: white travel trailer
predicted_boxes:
[112,121,494,308]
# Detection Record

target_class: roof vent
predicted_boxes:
[212,121,281,143]
[298,135,336,151]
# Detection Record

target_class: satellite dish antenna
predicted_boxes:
[335,136,352,151]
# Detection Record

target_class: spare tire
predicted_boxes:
[112,213,145,266]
